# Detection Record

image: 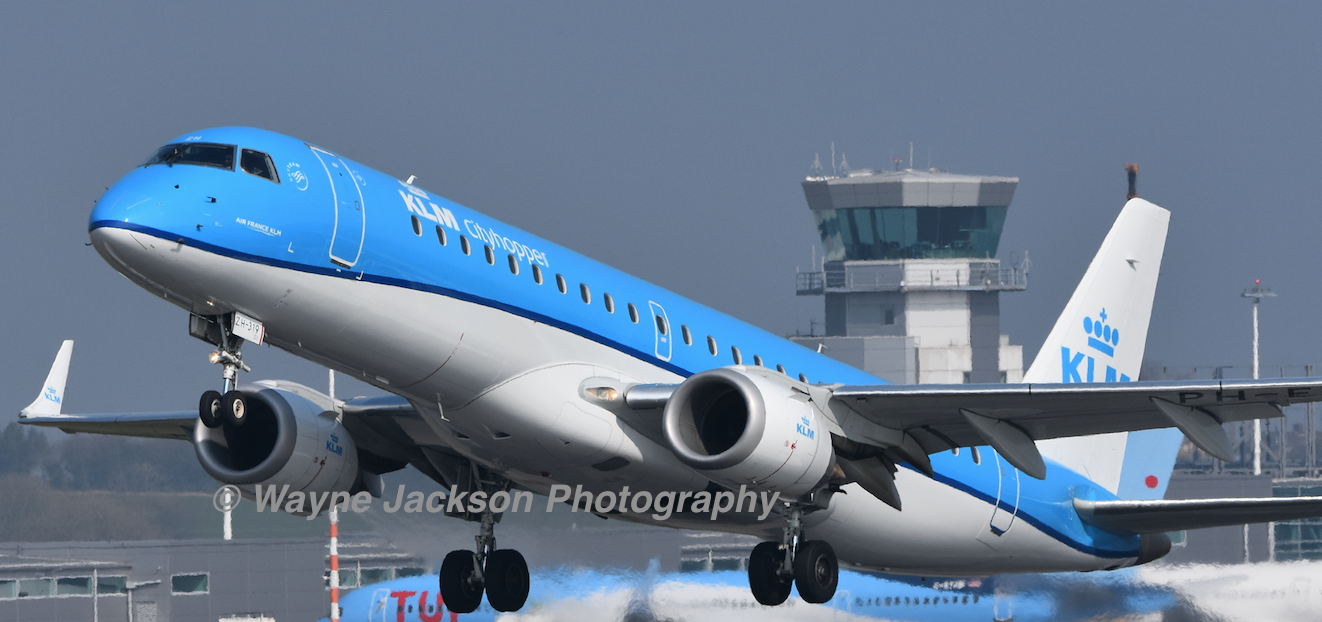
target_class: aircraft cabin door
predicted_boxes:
[369,588,389,621]
[648,301,672,362]
[988,448,1020,536]
[310,146,366,268]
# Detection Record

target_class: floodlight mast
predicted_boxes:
[1242,280,1275,475]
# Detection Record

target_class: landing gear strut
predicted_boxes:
[747,503,839,606]
[438,469,529,613]
[191,314,251,429]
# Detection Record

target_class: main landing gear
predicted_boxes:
[748,504,839,606]
[438,469,529,613]
[192,314,251,429]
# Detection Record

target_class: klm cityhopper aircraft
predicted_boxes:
[20,127,1322,613]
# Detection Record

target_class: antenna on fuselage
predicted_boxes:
[406,175,417,185]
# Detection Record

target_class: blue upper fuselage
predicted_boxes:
[89,126,880,386]
[88,127,1138,559]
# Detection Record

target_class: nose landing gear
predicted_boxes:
[747,503,839,606]
[191,314,251,429]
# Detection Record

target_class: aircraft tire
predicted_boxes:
[199,390,223,428]
[439,550,484,614]
[793,540,838,604]
[484,549,529,612]
[220,390,247,428]
[748,541,792,606]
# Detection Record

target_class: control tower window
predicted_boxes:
[814,205,1008,260]
[240,149,279,182]
[144,143,236,171]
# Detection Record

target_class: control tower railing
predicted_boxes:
[796,260,1028,295]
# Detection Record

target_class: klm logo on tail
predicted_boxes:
[1061,308,1129,383]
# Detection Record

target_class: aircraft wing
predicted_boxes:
[1074,496,1322,534]
[20,411,197,440]
[19,398,420,441]
[828,377,1322,480]
[16,340,421,441]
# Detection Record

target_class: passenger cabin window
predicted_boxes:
[707,336,717,355]
[435,225,447,246]
[580,283,591,304]
[731,346,742,365]
[484,245,495,265]
[507,254,519,275]
[681,325,692,345]
[604,293,615,313]
[655,314,668,335]
[776,364,786,374]
[627,303,639,323]
[753,355,763,367]
[144,142,236,170]
[798,373,808,383]
[460,235,471,255]
[556,274,567,294]
[532,264,543,284]
[411,215,422,235]
[240,149,279,182]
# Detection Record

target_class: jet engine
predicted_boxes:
[663,366,834,497]
[193,383,359,497]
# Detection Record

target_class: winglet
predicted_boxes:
[20,340,73,418]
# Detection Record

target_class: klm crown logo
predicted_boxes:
[796,415,815,440]
[1082,308,1120,357]
[326,432,344,457]
[1061,308,1130,384]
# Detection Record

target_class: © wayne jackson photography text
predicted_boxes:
[250,483,784,521]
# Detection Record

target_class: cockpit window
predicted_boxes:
[143,143,236,170]
[240,149,279,183]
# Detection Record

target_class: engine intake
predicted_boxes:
[193,384,359,497]
[663,367,834,497]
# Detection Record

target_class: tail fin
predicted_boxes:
[20,340,73,418]
[1026,199,1180,497]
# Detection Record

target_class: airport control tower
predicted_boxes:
[791,165,1027,384]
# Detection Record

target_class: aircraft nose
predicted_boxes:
[90,172,157,229]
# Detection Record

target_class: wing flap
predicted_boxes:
[833,377,1315,450]
[1074,497,1322,534]
[20,412,196,440]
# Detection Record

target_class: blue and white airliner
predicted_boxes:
[19,127,1322,613]
[316,565,1042,622]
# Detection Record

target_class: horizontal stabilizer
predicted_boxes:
[1074,496,1322,534]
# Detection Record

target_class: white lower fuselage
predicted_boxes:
[93,225,1131,577]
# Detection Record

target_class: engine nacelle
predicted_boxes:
[193,383,359,497]
[663,366,834,497]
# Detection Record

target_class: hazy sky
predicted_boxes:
[4,2,1322,418]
